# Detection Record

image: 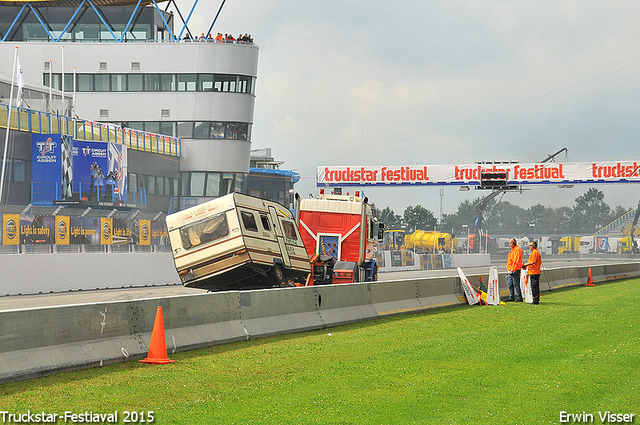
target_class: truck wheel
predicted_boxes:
[271,264,285,284]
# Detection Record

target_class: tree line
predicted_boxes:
[374,188,632,237]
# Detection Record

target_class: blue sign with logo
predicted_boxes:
[32,134,127,205]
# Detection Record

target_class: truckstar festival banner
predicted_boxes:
[317,162,640,186]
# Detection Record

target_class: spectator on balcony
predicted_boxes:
[214,33,223,42]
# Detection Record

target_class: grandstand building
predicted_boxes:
[0,0,295,215]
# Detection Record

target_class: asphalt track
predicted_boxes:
[0,255,636,312]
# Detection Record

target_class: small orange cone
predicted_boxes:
[585,268,595,287]
[139,306,176,364]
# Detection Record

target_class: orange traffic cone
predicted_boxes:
[139,306,176,364]
[585,268,595,287]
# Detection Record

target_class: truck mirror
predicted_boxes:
[377,223,385,242]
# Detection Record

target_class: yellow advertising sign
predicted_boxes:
[139,219,151,245]
[100,217,113,245]
[2,214,20,245]
[55,216,70,245]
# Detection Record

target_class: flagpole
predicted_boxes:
[49,60,52,112]
[0,47,18,205]
[61,45,65,115]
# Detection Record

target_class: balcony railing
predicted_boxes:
[0,103,180,157]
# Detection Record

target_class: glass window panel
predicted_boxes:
[147,175,156,195]
[190,172,205,196]
[210,122,225,139]
[111,74,127,91]
[174,179,179,197]
[241,211,258,232]
[177,74,197,91]
[128,121,144,131]
[129,173,137,193]
[198,74,214,91]
[214,80,222,92]
[159,122,174,136]
[181,172,189,196]
[145,75,160,91]
[75,24,99,41]
[145,122,160,134]
[177,122,193,138]
[157,176,164,195]
[94,74,110,91]
[3,160,11,182]
[222,80,229,92]
[165,177,171,196]
[63,74,74,91]
[13,159,26,182]
[237,123,249,141]
[160,74,175,91]
[179,213,229,250]
[128,74,143,91]
[77,74,93,91]
[229,79,236,92]
[205,173,220,197]
[193,122,210,139]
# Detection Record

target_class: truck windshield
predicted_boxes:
[180,213,229,249]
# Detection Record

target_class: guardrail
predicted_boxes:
[0,104,180,157]
[1,261,639,383]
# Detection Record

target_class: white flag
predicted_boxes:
[16,57,24,108]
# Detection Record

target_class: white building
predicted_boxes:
[0,0,293,213]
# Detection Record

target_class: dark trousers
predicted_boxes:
[530,274,540,303]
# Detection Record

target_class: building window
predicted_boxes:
[94,74,110,92]
[177,74,197,91]
[190,172,206,196]
[205,173,220,197]
[111,74,127,91]
[13,159,27,182]
[128,74,143,91]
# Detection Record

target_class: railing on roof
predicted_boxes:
[0,103,180,157]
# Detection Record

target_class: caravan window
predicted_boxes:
[260,215,272,231]
[179,213,229,249]
[282,220,298,240]
[241,211,258,232]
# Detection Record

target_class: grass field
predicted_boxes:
[1,279,639,424]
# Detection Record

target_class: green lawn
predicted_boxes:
[1,279,639,424]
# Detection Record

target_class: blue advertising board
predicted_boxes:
[32,135,127,205]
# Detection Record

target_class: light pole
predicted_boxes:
[462,224,468,254]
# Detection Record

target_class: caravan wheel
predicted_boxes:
[271,264,285,284]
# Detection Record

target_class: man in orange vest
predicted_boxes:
[523,240,542,304]
[506,238,523,302]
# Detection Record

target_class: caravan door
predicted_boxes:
[268,205,292,268]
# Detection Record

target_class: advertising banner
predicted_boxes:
[1,214,166,246]
[100,218,113,245]
[317,162,640,187]
[55,216,70,245]
[139,219,151,245]
[2,214,20,245]
[32,134,127,204]
[150,220,169,245]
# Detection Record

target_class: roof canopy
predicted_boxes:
[0,0,164,5]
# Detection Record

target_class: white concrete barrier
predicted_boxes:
[0,261,638,383]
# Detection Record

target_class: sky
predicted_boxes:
[174,0,640,218]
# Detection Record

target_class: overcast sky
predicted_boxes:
[176,1,640,218]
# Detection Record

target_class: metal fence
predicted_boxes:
[0,104,180,157]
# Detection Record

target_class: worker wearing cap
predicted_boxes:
[523,240,542,305]
[506,238,523,302]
